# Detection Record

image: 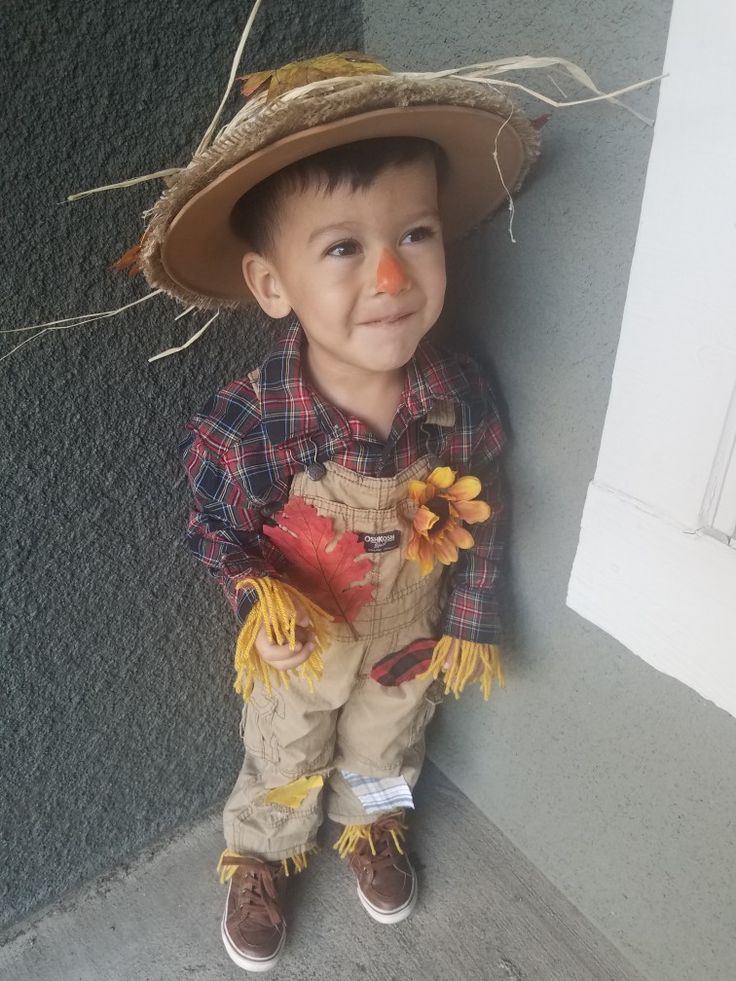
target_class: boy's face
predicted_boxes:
[241,156,446,375]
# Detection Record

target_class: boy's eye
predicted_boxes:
[325,238,358,259]
[400,225,436,245]
[326,225,434,259]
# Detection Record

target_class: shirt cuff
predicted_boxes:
[441,586,505,645]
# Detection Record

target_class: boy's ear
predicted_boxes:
[241,252,292,318]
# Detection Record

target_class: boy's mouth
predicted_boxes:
[359,310,414,327]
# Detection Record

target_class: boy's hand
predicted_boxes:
[443,646,483,683]
[255,596,315,671]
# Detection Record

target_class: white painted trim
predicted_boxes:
[568,483,736,714]
[567,0,736,715]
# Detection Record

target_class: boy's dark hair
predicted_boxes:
[229,136,448,256]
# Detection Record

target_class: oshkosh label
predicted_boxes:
[357,530,401,553]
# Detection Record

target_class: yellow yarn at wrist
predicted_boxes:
[232,576,332,703]
[417,636,505,700]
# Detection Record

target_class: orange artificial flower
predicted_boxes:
[405,466,492,576]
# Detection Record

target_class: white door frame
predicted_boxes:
[567,0,736,717]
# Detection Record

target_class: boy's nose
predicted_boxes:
[375,247,410,296]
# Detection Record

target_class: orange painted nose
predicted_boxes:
[375,248,410,295]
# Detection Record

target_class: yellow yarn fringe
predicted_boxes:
[332,815,408,859]
[216,845,318,883]
[416,635,505,700]
[233,577,333,703]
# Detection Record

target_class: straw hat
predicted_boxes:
[134,52,543,311]
[3,10,659,367]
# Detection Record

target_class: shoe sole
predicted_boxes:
[356,866,418,924]
[220,915,286,973]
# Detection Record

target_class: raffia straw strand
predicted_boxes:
[546,72,569,100]
[0,290,163,365]
[65,168,184,203]
[195,0,266,156]
[148,311,220,363]
[174,305,196,321]
[0,289,164,334]
[490,105,517,244]
[457,73,661,123]
[401,55,664,124]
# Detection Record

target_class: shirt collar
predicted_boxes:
[259,318,469,446]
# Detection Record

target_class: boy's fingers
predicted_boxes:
[442,655,482,679]
[269,651,312,670]
[267,640,315,670]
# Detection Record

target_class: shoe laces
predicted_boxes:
[354,811,409,874]
[223,856,286,930]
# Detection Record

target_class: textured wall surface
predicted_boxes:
[0,0,361,930]
[364,3,736,981]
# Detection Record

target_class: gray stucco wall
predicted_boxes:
[365,3,736,981]
[0,0,361,930]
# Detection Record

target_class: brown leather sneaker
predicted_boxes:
[347,810,418,924]
[220,855,288,972]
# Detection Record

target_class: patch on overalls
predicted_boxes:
[370,638,436,686]
[340,770,415,813]
[356,529,401,553]
[262,774,324,808]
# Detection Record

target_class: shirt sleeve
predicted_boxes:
[178,426,285,625]
[441,371,509,644]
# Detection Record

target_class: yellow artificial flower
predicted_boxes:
[405,466,492,575]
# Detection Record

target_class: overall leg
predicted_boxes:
[324,607,444,924]
[222,630,366,864]
[325,605,445,828]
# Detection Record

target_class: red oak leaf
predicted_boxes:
[263,497,375,622]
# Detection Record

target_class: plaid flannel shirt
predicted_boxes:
[178,319,508,644]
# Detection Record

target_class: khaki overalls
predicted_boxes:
[223,400,455,863]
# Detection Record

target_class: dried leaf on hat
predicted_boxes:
[110,227,151,278]
[237,51,391,103]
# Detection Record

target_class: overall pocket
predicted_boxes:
[408,678,445,743]
[242,687,281,765]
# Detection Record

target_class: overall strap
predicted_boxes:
[424,398,456,428]
[247,366,262,398]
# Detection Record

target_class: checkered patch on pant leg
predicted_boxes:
[339,770,415,813]
[369,638,437,686]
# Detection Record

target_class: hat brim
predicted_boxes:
[144,75,541,308]
[158,103,530,307]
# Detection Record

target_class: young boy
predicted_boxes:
[3,19,651,971]
[172,71,536,970]
[166,54,541,973]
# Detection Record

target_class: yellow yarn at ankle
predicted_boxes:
[332,817,407,859]
[417,636,505,700]
[216,846,318,883]
[232,577,333,702]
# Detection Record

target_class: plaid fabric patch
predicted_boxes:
[370,638,437,686]
[340,770,415,814]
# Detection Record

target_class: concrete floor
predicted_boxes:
[0,761,644,981]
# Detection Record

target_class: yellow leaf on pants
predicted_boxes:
[263,774,324,808]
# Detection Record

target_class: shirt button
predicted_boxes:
[305,462,327,481]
